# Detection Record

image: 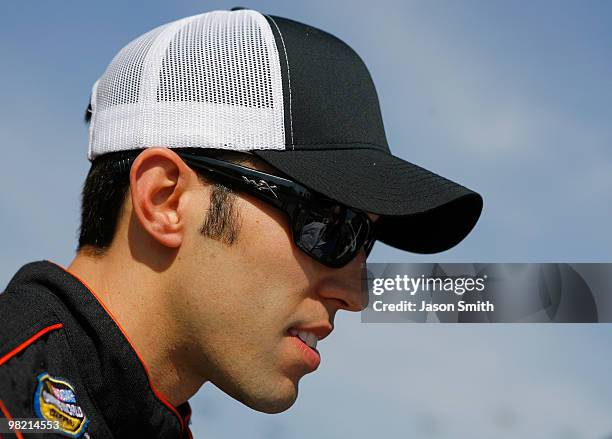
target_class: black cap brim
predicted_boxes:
[253,148,483,254]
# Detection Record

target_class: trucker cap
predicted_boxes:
[86,7,483,254]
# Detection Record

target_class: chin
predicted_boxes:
[249,394,297,414]
[224,376,300,414]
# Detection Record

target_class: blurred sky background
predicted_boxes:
[1,1,612,437]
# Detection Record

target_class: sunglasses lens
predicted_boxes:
[294,204,372,267]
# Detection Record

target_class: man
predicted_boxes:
[0,7,482,438]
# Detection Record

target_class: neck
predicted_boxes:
[67,250,203,406]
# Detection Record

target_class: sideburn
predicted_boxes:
[200,184,242,245]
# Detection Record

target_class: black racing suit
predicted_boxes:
[0,260,193,438]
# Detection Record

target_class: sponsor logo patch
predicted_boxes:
[34,372,88,437]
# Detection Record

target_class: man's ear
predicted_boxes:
[129,147,196,248]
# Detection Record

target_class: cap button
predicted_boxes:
[231,6,248,11]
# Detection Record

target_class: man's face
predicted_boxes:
[171,161,376,414]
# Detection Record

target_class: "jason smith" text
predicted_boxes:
[373,300,494,312]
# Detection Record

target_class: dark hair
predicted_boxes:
[79,103,253,254]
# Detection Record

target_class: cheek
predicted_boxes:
[188,197,311,347]
[237,197,308,288]
[209,200,310,351]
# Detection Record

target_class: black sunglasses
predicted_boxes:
[171,151,376,268]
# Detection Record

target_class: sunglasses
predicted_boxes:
[172,151,377,268]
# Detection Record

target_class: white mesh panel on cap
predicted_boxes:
[88,9,285,160]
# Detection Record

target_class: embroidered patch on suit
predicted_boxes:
[34,372,88,437]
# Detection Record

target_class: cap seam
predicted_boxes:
[265,14,294,150]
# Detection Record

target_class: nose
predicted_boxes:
[317,251,369,312]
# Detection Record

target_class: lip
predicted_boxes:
[285,322,333,371]
[288,334,321,371]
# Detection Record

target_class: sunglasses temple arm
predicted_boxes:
[181,159,303,211]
